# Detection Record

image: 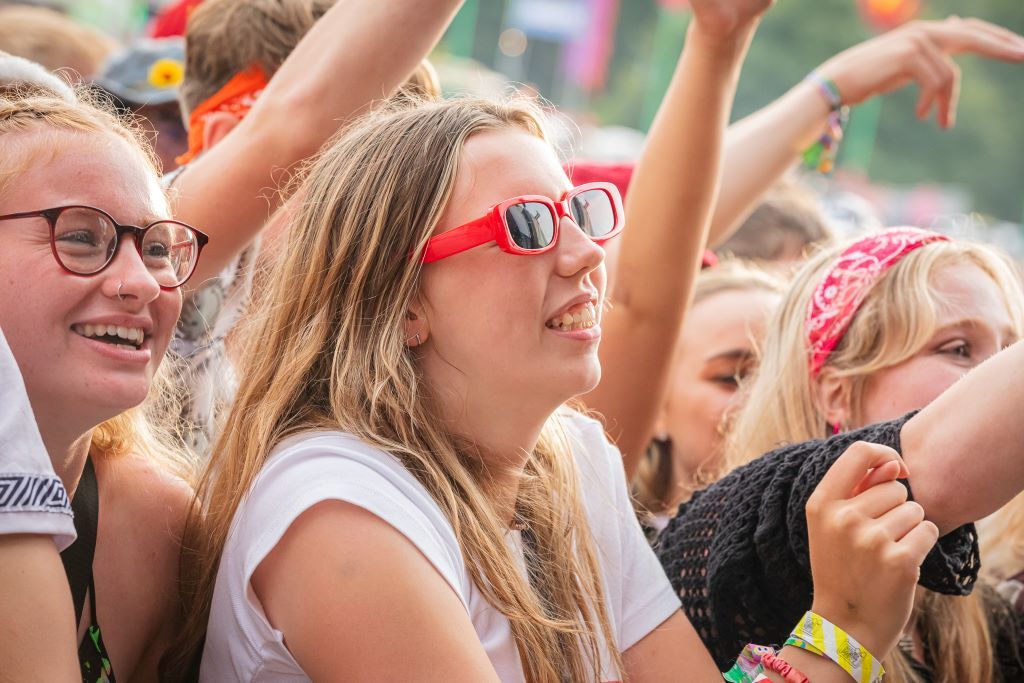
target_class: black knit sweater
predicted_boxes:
[654,414,981,670]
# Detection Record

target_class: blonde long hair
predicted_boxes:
[173,97,622,681]
[0,81,194,481]
[726,235,1024,683]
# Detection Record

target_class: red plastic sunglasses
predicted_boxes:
[421,182,624,264]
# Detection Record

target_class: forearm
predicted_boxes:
[590,23,757,474]
[902,340,1024,535]
[709,79,830,245]
[175,0,463,287]
[251,0,462,158]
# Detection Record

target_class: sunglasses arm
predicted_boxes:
[420,213,498,263]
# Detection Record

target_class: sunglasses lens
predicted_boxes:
[505,201,555,250]
[53,207,117,274]
[569,189,616,238]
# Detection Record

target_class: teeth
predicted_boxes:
[546,302,598,331]
[72,324,145,346]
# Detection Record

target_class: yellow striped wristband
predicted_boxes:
[785,611,884,683]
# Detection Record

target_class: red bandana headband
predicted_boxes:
[806,227,949,377]
[176,64,268,165]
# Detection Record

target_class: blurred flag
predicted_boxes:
[563,0,619,92]
[858,0,922,32]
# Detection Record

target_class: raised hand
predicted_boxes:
[819,16,1024,128]
[687,0,775,42]
[805,441,939,659]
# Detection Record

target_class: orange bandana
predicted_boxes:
[176,64,268,165]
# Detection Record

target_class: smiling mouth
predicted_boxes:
[545,301,598,332]
[72,324,145,350]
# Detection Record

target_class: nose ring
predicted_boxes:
[117,281,126,301]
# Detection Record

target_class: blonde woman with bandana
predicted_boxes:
[658,228,1024,681]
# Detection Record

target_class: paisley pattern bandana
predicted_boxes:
[806,227,949,377]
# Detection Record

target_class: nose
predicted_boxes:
[101,237,163,304]
[555,216,605,280]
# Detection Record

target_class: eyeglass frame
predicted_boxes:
[419,182,624,264]
[0,204,210,290]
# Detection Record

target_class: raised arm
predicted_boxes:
[585,0,771,475]
[173,0,463,288]
[901,339,1024,536]
[710,17,1024,244]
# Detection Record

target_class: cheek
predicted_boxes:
[152,290,183,358]
[861,359,963,424]
[667,373,732,438]
[423,256,546,354]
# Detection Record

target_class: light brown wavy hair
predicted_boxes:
[171,97,622,681]
[726,235,1024,683]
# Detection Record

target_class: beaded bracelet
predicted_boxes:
[801,69,850,174]
[786,611,885,683]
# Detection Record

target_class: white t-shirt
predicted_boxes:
[0,327,74,550]
[200,411,681,682]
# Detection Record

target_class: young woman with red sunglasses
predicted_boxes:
[0,56,207,680]
[179,2,940,679]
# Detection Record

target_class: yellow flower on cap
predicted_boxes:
[148,58,184,89]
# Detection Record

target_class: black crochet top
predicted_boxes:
[655,413,980,670]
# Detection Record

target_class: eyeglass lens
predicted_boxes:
[52,207,200,287]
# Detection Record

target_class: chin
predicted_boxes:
[78,378,153,422]
[553,361,602,403]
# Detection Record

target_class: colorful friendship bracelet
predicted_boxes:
[801,69,849,174]
[806,69,842,110]
[787,611,885,683]
[722,643,809,683]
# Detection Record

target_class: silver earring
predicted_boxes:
[117,281,126,301]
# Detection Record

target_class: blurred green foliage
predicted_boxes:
[596,0,1024,221]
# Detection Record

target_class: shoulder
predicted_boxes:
[95,453,191,557]
[232,431,469,599]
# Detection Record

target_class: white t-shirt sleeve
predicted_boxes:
[0,327,75,550]
[564,413,680,653]
[199,433,474,681]
[241,438,469,608]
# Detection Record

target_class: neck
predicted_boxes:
[667,446,700,512]
[34,404,94,499]
[427,376,554,524]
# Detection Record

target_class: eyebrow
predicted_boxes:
[705,349,756,363]
[933,319,1017,343]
